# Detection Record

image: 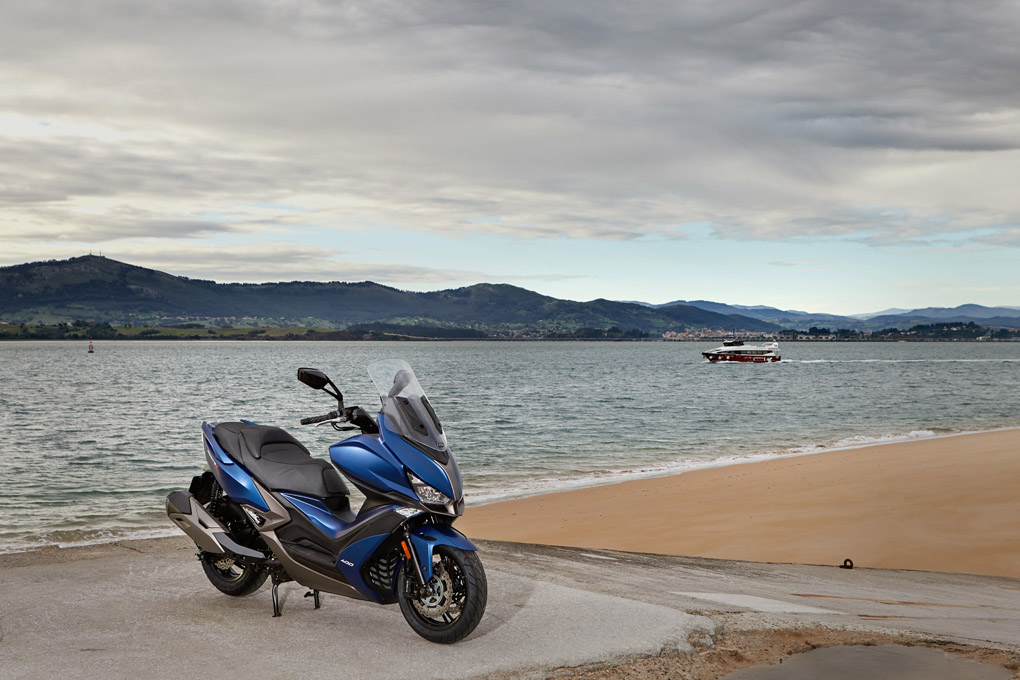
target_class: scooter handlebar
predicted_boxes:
[300,410,339,425]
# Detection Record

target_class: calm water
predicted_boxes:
[1,340,1018,552]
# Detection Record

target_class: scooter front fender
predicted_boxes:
[409,523,477,581]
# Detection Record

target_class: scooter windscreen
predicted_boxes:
[368,359,448,456]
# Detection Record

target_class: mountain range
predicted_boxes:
[0,256,780,333]
[2,255,1018,333]
[634,299,1020,331]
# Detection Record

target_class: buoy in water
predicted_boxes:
[87,338,95,354]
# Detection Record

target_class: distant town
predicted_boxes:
[664,322,1020,342]
[3,320,1018,342]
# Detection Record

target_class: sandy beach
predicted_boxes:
[459,429,1020,579]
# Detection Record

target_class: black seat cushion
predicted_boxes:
[212,422,349,499]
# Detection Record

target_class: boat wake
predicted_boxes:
[786,358,1020,364]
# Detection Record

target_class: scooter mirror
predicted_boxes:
[388,369,412,398]
[297,367,330,390]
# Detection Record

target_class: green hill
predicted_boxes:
[0,255,780,333]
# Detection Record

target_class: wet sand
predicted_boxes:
[459,429,1020,578]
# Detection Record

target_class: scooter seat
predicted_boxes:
[212,422,349,500]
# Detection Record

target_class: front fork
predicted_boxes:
[400,530,429,595]
[397,522,478,597]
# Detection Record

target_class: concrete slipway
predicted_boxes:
[0,537,1016,679]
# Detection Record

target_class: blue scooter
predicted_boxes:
[166,359,486,643]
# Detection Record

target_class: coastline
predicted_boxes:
[4,426,1018,564]
[4,335,1019,343]
[4,417,1019,577]
[458,428,1020,578]
[463,426,1015,507]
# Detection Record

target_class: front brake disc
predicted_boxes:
[412,563,454,618]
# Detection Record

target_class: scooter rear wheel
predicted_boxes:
[397,546,487,644]
[200,552,268,596]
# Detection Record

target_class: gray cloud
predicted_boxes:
[124,247,492,285]
[2,0,1020,257]
[0,240,574,288]
[1,241,490,283]
[976,228,1020,247]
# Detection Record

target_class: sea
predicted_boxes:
[1,340,1018,553]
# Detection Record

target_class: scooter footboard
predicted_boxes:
[408,524,477,581]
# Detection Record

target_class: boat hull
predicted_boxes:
[702,352,780,363]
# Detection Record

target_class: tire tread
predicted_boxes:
[200,554,268,596]
[398,547,487,644]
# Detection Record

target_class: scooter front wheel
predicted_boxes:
[397,546,487,643]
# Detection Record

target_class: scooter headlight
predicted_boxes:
[406,471,452,507]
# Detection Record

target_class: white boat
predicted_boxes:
[702,339,780,363]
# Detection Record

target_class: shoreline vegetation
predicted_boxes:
[459,428,1020,579]
[3,320,1018,341]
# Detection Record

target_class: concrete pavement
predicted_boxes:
[0,537,711,680]
[1,537,1017,679]
[480,541,1020,649]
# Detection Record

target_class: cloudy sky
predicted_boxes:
[2,0,1019,314]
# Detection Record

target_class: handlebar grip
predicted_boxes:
[300,411,336,425]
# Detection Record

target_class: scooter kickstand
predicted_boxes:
[271,577,283,617]
[304,589,321,609]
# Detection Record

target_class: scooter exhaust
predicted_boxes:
[166,491,264,560]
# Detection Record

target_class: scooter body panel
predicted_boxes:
[201,422,269,512]
[329,432,414,501]
[278,492,347,539]
[378,414,460,499]
[338,533,393,602]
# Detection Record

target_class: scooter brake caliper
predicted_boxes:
[412,563,454,617]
